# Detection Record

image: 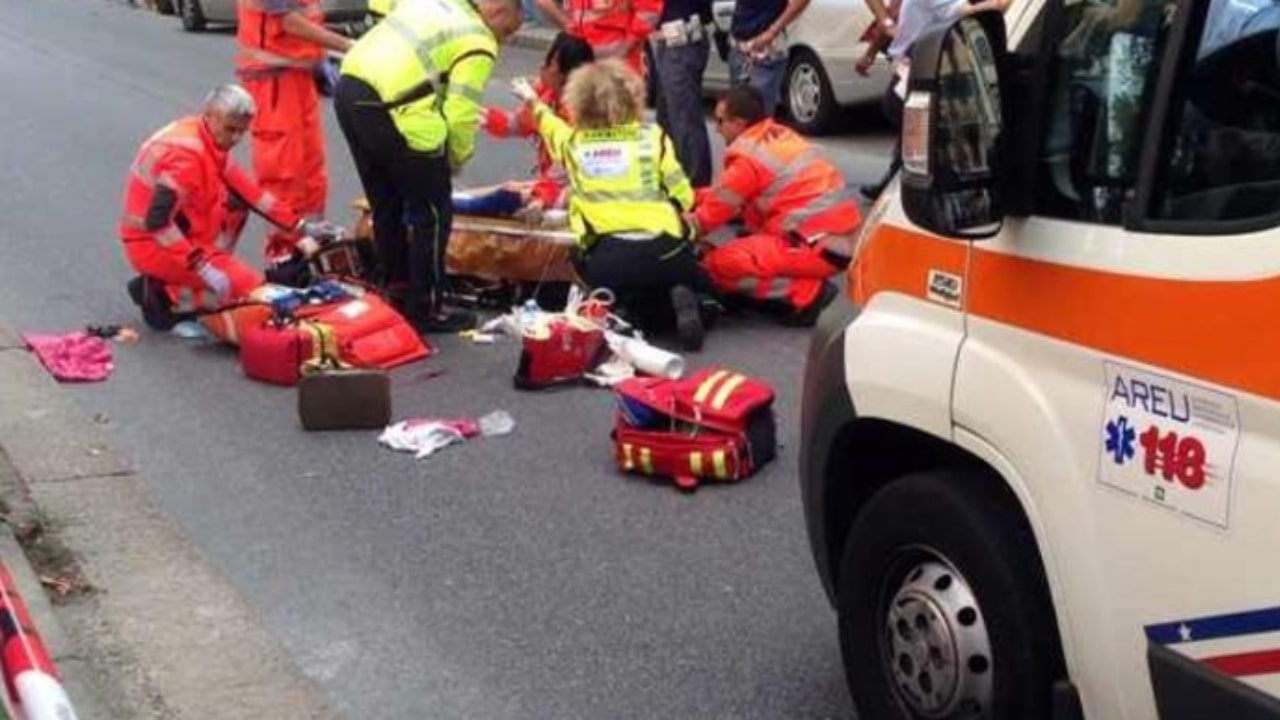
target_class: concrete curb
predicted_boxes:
[0,321,340,719]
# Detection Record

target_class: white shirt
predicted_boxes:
[887,0,969,61]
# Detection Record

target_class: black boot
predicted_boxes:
[412,307,477,334]
[127,276,178,331]
[670,284,705,352]
[781,281,839,328]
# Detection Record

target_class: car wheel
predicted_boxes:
[783,48,836,135]
[180,0,206,32]
[154,0,176,15]
[836,470,1064,720]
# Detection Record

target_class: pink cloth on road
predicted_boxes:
[22,332,114,382]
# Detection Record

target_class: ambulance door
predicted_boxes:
[951,0,1280,718]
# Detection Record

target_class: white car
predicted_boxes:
[705,0,892,134]
[171,0,369,33]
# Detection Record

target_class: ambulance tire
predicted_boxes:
[836,470,1063,720]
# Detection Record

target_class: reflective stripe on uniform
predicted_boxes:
[637,124,658,189]
[383,14,487,88]
[754,147,823,210]
[736,277,791,300]
[694,369,730,403]
[577,188,666,203]
[780,190,855,232]
[155,226,186,248]
[450,83,486,104]
[591,39,633,58]
[236,47,314,70]
[712,186,746,210]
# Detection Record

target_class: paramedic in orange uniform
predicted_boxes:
[690,85,859,326]
[121,85,340,330]
[536,0,654,76]
[236,0,352,269]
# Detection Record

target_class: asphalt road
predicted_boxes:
[0,2,892,716]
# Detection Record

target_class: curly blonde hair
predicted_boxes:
[561,59,645,128]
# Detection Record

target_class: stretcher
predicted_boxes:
[352,198,579,283]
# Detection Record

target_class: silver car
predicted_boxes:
[705,0,891,135]
[173,0,369,33]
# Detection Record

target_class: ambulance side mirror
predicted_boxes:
[900,12,1007,240]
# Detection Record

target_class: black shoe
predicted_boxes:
[782,281,839,328]
[413,308,477,334]
[670,285,705,352]
[699,297,724,331]
[127,275,178,331]
[859,183,886,202]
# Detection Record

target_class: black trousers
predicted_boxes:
[334,75,451,321]
[574,234,712,331]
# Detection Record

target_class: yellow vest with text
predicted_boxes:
[340,0,496,165]
[535,107,694,247]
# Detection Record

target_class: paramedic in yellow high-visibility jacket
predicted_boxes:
[519,59,713,351]
[335,0,522,334]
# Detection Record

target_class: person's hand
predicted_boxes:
[855,53,875,77]
[296,236,323,259]
[297,218,346,244]
[514,199,546,225]
[196,262,232,302]
[747,25,780,54]
[511,77,538,104]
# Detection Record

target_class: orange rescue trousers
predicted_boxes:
[125,242,263,312]
[702,233,841,310]
[242,70,327,263]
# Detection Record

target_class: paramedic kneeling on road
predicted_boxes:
[518,60,713,351]
[121,85,338,330]
[690,85,859,326]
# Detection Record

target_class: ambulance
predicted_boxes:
[798,1,1280,718]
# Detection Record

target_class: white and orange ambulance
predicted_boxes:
[799,1,1280,719]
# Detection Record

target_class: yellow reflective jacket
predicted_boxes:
[534,105,694,248]
[341,0,497,167]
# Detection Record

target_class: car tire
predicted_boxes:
[783,48,836,135]
[180,0,206,32]
[836,470,1064,720]
[154,0,176,15]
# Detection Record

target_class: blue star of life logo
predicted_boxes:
[1105,415,1136,465]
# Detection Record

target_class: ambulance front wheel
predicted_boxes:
[836,470,1065,720]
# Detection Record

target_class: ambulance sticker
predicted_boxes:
[575,144,629,180]
[1098,362,1240,528]
[926,269,963,308]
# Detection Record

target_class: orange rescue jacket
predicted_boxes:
[694,119,861,240]
[119,117,299,263]
[236,0,326,74]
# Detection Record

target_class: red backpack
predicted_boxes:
[612,368,777,492]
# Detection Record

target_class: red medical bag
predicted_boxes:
[295,292,429,370]
[513,316,607,390]
[612,368,777,491]
[239,320,328,387]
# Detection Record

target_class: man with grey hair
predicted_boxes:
[336,0,522,334]
[121,84,341,330]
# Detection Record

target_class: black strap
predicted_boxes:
[383,48,496,111]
